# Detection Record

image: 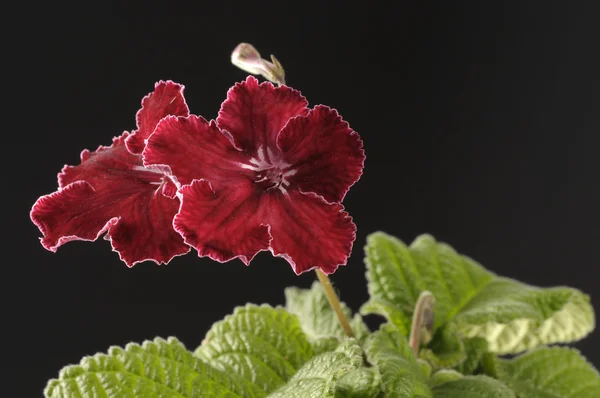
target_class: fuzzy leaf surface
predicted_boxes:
[431,375,515,398]
[364,324,432,398]
[45,337,260,398]
[285,281,369,352]
[361,232,595,354]
[496,346,600,398]
[267,339,363,398]
[195,304,313,395]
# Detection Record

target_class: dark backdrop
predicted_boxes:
[9,1,599,396]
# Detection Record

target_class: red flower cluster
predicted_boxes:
[31,77,365,274]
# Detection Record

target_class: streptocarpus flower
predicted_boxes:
[30,81,191,266]
[143,76,365,274]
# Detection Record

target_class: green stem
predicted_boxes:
[315,269,355,338]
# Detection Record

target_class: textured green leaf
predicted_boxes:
[454,337,488,375]
[431,375,515,398]
[497,346,600,398]
[428,369,463,388]
[195,304,313,395]
[335,367,383,398]
[285,282,370,352]
[359,299,410,335]
[364,324,432,398]
[456,278,595,354]
[267,339,363,398]
[419,324,466,370]
[361,232,595,354]
[361,233,494,333]
[44,337,260,398]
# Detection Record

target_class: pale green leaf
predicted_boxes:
[456,278,595,354]
[44,337,260,398]
[431,375,515,398]
[195,304,313,395]
[335,367,382,398]
[497,346,600,398]
[361,232,595,354]
[364,324,432,398]
[429,369,463,388]
[267,339,363,398]
[285,282,370,351]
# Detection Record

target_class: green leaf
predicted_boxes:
[267,339,363,398]
[431,375,515,398]
[195,304,313,395]
[361,232,494,334]
[361,232,595,354]
[429,369,463,388]
[360,299,410,335]
[496,346,600,398]
[364,324,432,398]
[335,367,383,398]
[454,337,488,375]
[44,337,260,398]
[285,282,370,352]
[455,278,595,354]
[419,324,466,370]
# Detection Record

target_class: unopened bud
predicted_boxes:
[409,291,436,357]
[231,43,286,86]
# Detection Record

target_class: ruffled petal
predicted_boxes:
[217,76,309,155]
[143,115,250,189]
[125,80,190,154]
[277,105,365,203]
[263,190,356,275]
[173,179,272,264]
[31,133,189,266]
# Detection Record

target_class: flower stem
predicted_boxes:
[315,269,355,338]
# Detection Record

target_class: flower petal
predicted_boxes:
[277,105,365,203]
[217,76,309,154]
[31,133,189,266]
[264,190,356,275]
[173,179,272,264]
[143,115,250,189]
[125,80,190,154]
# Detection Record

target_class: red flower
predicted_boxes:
[143,76,365,274]
[30,81,191,266]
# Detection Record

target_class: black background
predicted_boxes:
[9,1,599,396]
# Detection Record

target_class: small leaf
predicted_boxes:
[195,304,313,395]
[364,324,432,397]
[285,282,370,351]
[44,336,260,398]
[360,299,410,335]
[496,346,600,398]
[454,337,488,375]
[419,324,466,370]
[431,375,515,398]
[361,232,595,354]
[335,367,382,398]
[456,278,595,354]
[429,369,463,388]
[361,232,494,333]
[267,339,363,398]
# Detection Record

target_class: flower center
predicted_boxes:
[255,167,285,192]
[240,146,296,194]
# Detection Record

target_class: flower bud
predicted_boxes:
[231,43,286,86]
